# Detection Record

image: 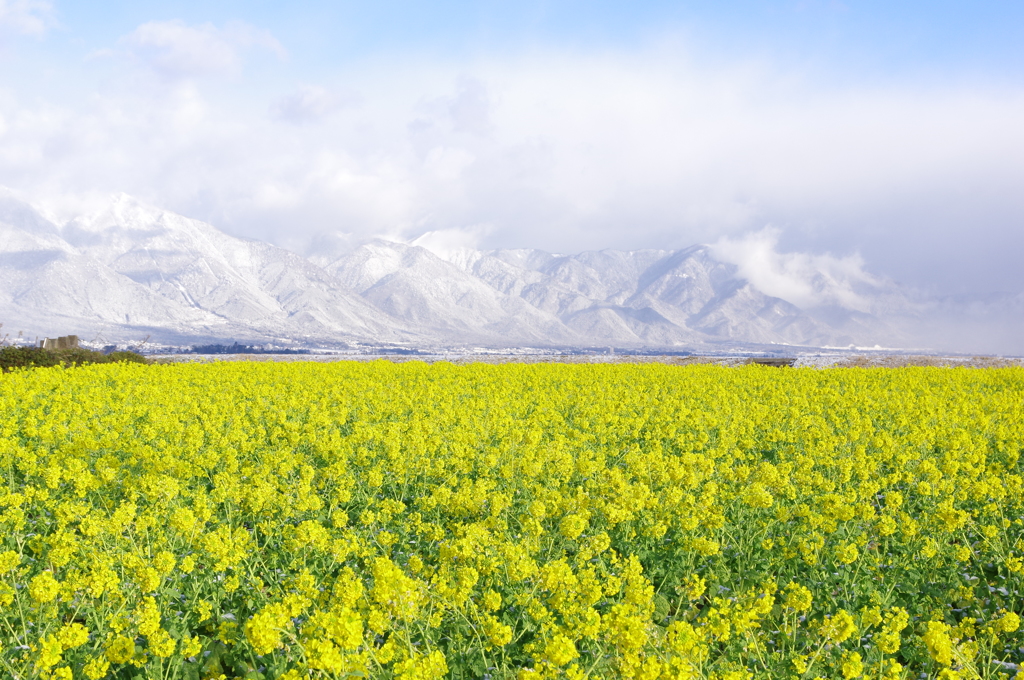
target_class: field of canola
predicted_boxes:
[1,361,1023,680]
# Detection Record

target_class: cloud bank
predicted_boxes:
[1,19,1023,298]
[121,20,287,79]
[0,0,52,36]
[710,228,882,312]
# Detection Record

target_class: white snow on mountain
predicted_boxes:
[0,190,410,345]
[1,189,1018,353]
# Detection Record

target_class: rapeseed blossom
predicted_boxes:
[0,361,1021,678]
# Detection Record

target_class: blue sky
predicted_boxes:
[2,1,1023,295]
[35,1,1023,81]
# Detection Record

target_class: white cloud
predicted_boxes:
[411,225,492,261]
[0,0,53,36]
[121,19,286,79]
[270,85,355,124]
[0,45,1023,295]
[709,227,881,310]
[446,77,493,137]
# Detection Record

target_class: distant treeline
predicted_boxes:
[189,343,310,355]
[0,346,149,372]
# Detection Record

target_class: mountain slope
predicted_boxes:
[322,240,579,344]
[0,190,969,351]
[436,244,907,348]
[0,193,414,344]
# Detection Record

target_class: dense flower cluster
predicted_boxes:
[0,361,1022,679]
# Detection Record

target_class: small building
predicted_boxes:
[40,335,79,350]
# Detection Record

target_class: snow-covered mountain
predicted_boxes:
[1,189,1013,353]
[0,191,417,346]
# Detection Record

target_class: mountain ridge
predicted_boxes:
[0,190,1018,353]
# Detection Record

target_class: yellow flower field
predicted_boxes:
[1,361,1022,680]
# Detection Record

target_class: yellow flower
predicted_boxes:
[783,583,812,612]
[393,650,448,680]
[135,596,162,637]
[181,635,203,658]
[682,574,707,601]
[559,513,588,540]
[29,571,61,603]
[877,514,897,536]
[860,606,882,628]
[483,615,513,647]
[376,638,396,664]
[306,637,344,673]
[83,657,110,680]
[820,609,857,644]
[482,589,502,612]
[36,633,62,670]
[196,600,213,622]
[368,469,384,488]
[3,354,1024,679]
[56,622,89,649]
[543,634,579,667]
[691,537,720,556]
[149,629,176,658]
[0,550,21,573]
[106,635,137,665]
[995,610,1021,634]
[922,621,954,666]
[742,483,774,509]
[841,651,864,679]
[245,603,291,656]
[154,550,176,575]
[218,620,238,645]
[883,659,904,680]
[137,566,161,593]
[835,542,859,565]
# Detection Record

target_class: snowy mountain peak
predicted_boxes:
[2,190,1019,353]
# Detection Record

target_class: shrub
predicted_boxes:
[0,346,149,372]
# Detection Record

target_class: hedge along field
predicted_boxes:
[1,362,1023,680]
